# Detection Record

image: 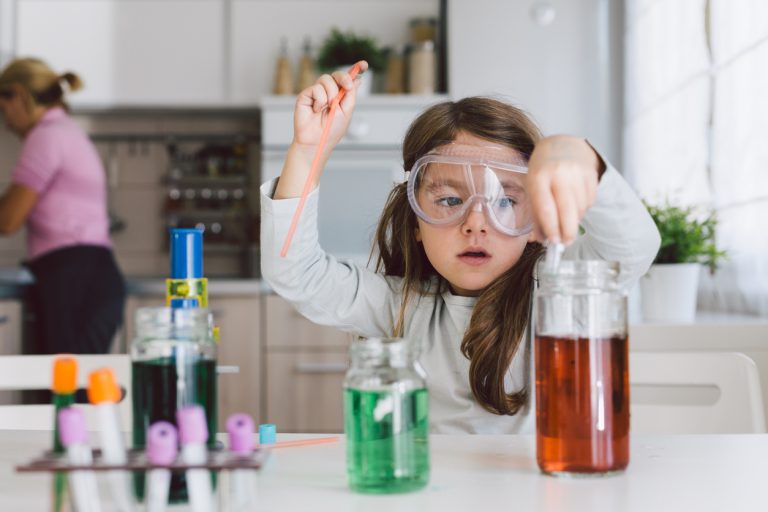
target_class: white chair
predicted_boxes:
[630,351,766,434]
[0,354,132,431]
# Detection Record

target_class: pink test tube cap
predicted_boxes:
[58,407,87,447]
[147,421,179,465]
[226,413,255,455]
[176,405,208,445]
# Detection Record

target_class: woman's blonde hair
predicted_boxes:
[0,58,82,112]
[374,97,545,416]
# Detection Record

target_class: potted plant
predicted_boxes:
[316,28,385,95]
[641,200,727,322]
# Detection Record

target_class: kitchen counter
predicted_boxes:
[126,277,273,297]
[0,268,34,299]
[0,267,275,299]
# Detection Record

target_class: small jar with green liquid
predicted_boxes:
[131,306,217,503]
[344,337,430,493]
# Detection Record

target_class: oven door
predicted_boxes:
[261,148,403,266]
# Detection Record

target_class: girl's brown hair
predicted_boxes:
[374,97,545,415]
[0,58,82,112]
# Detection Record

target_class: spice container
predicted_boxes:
[408,41,435,95]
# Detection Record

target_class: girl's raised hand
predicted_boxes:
[292,60,368,157]
[526,135,605,245]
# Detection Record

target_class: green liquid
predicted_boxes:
[344,387,430,493]
[132,357,217,503]
[53,393,75,512]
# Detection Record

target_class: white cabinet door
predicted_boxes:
[16,0,225,106]
[0,299,22,355]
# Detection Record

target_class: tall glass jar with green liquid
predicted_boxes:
[344,337,430,494]
[131,306,217,503]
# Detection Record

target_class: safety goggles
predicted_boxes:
[406,144,533,236]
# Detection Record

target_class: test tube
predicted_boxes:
[145,422,178,512]
[88,368,135,512]
[227,414,257,511]
[177,405,215,512]
[52,356,77,512]
[58,407,101,512]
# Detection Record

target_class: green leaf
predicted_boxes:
[316,28,386,72]
[643,199,727,273]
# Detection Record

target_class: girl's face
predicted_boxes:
[414,132,529,296]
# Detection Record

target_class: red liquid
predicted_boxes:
[535,335,629,475]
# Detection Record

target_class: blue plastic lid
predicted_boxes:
[259,423,277,445]
[170,228,203,279]
[170,298,199,309]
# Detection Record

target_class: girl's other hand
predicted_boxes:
[292,60,368,157]
[526,135,605,245]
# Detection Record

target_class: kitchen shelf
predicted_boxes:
[166,210,248,219]
[164,175,247,187]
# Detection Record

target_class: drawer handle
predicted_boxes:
[295,362,348,374]
[216,365,240,374]
[0,315,8,325]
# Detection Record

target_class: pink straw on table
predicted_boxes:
[280,62,363,257]
[262,436,339,449]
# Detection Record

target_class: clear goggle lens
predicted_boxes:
[407,157,532,236]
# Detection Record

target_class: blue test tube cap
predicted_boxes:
[259,423,277,445]
[170,298,200,309]
[170,228,203,279]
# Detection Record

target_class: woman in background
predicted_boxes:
[0,58,125,354]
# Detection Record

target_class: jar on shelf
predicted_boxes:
[409,17,437,43]
[165,188,182,212]
[535,260,629,477]
[343,337,430,494]
[408,40,435,95]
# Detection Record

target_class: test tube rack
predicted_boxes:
[16,444,269,474]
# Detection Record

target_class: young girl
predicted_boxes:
[261,61,660,434]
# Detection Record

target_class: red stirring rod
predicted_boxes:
[280,62,363,258]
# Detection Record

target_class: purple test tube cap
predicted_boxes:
[176,405,208,445]
[226,413,255,455]
[147,421,179,465]
[58,407,87,447]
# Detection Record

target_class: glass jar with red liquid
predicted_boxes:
[535,260,629,477]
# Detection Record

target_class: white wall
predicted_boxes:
[448,0,623,163]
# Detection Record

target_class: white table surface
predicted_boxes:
[2,431,767,512]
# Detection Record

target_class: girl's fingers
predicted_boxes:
[331,70,354,91]
[310,83,327,112]
[552,181,579,244]
[317,74,339,104]
[529,175,561,244]
[338,79,360,114]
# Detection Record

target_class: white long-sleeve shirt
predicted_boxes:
[260,164,660,434]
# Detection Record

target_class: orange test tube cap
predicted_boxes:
[52,356,78,394]
[87,368,121,404]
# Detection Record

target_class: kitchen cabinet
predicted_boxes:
[0,299,22,355]
[16,0,225,106]
[263,294,351,433]
[123,293,261,428]
[447,0,623,162]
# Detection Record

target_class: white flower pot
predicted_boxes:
[640,263,701,323]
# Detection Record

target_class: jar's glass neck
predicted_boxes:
[350,338,419,368]
[538,260,621,292]
[135,307,213,342]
